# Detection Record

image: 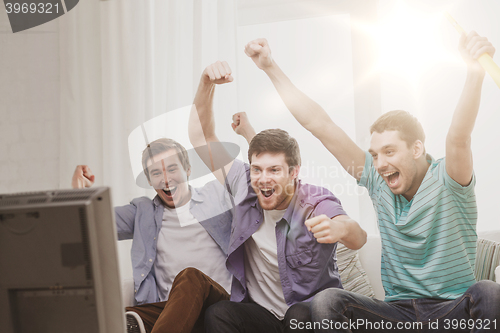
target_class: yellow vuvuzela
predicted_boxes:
[445,12,500,89]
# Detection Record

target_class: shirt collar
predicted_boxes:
[400,153,435,204]
[189,186,204,203]
[153,195,162,207]
[426,153,435,164]
[282,180,301,225]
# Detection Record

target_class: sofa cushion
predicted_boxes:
[337,243,375,298]
[475,238,500,281]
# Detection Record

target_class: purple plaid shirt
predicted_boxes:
[228,161,347,306]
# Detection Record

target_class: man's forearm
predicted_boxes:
[263,61,334,135]
[189,80,218,146]
[241,128,256,144]
[448,31,495,144]
[447,71,484,144]
[338,218,367,250]
[262,60,365,179]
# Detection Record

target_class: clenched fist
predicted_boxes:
[305,214,348,244]
[244,38,274,70]
[72,165,95,189]
[231,112,256,140]
[202,61,234,85]
[459,31,496,74]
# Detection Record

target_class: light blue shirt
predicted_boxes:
[115,160,248,305]
[358,152,477,301]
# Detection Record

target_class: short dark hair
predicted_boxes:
[248,129,301,168]
[141,138,190,181]
[370,110,425,148]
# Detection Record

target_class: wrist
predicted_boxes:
[245,131,256,143]
[465,70,486,88]
[337,220,350,243]
[72,180,82,189]
[238,130,250,141]
[244,126,257,138]
[199,73,217,88]
[262,60,278,74]
[466,65,486,80]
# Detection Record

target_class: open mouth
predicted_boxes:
[382,171,400,187]
[260,188,275,198]
[162,185,177,198]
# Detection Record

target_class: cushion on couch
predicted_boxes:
[337,243,375,298]
[475,238,500,281]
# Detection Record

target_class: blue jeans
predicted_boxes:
[310,280,500,332]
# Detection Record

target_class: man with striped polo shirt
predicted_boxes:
[246,32,500,332]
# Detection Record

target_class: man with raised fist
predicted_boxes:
[71,135,245,333]
[245,34,500,332]
[189,60,367,333]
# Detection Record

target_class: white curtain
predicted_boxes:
[59,0,238,206]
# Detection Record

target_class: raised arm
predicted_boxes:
[189,61,234,184]
[231,112,256,144]
[446,31,496,186]
[244,38,365,180]
[72,165,135,238]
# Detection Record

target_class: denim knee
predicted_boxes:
[285,302,311,322]
[467,280,500,319]
[467,280,500,300]
[311,288,352,321]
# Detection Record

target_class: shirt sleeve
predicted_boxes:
[114,203,137,240]
[440,158,476,199]
[357,151,380,197]
[224,159,250,206]
[311,197,347,220]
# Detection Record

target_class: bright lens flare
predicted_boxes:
[374,2,458,82]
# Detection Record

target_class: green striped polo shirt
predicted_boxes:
[358,151,477,302]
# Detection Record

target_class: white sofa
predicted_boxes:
[118,230,500,305]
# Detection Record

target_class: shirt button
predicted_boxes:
[297,261,302,265]
[300,199,304,204]
[239,236,244,241]
[154,237,156,240]
[149,259,152,262]
[255,220,259,223]
[141,274,144,277]
[134,289,137,293]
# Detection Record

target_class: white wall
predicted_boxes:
[0,10,60,193]
[236,14,369,230]
[1,0,499,233]
[235,0,500,232]
[376,0,500,232]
